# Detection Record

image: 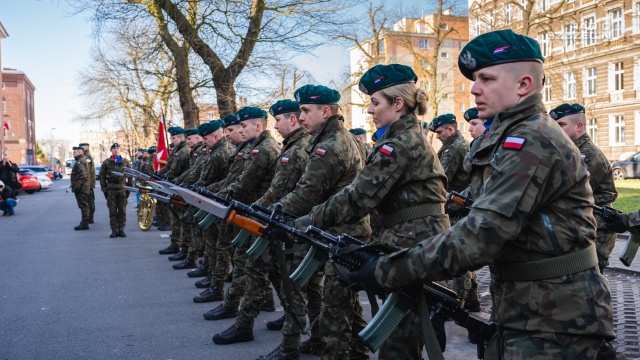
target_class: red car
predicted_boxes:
[18,169,41,194]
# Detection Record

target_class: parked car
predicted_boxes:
[17,169,41,194]
[95,166,101,180]
[36,173,53,190]
[611,151,640,180]
[21,166,54,180]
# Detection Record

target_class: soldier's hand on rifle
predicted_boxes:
[293,215,311,231]
[605,212,628,233]
[338,251,386,296]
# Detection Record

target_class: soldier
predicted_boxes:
[293,64,449,359]
[464,107,486,140]
[140,147,154,174]
[278,84,371,360]
[79,143,96,224]
[348,127,371,156]
[99,143,132,238]
[210,107,281,344]
[133,148,145,209]
[71,146,91,230]
[343,29,614,359]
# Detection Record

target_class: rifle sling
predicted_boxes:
[491,242,597,281]
[380,203,445,228]
[420,292,445,360]
[274,239,309,336]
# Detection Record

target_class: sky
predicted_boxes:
[0,0,441,148]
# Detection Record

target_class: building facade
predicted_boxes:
[469,0,640,161]
[1,21,8,158]
[2,68,36,165]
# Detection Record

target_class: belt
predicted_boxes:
[490,242,598,281]
[379,202,445,228]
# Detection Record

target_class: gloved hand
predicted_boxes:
[336,250,386,296]
[605,212,628,233]
[294,215,311,231]
[103,191,108,200]
[126,191,130,199]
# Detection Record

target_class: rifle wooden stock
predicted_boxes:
[227,210,265,236]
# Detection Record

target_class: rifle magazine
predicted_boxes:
[290,247,324,288]
[232,229,252,248]
[357,292,414,352]
[247,237,270,262]
[198,214,216,230]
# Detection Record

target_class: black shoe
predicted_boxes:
[158,225,171,231]
[110,230,118,238]
[464,299,481,313]
[74,224,89,231]
[195,276,212,289]
[225,271,233,282]
[212,324,254,345]
[173,259,198,270]
[158,246,179,255]
[204,304,237,320]
[299,338,326,356]
[152,220,159,226]
[194,287,224,303]
[256,345,301,360]
[88,220,94,224]
[187,264,209,278]
[596,341,618,360]
[118,229,126,237]
[168,251,187,261]
[261,297,276,312]
[266,315,285,331]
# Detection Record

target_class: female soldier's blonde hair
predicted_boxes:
[377,82,428,116]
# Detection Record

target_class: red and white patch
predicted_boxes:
[315,148,327,156]
[237,152,244,157]
[502,136,526,150]
[379,145,394,156]
[581,154,587,161]
[443,149,450,154]
[281,157,289,163]
[251,149,260,155]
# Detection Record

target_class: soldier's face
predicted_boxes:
[274,114,293,137]
[468,119,485,139]
[203,133,219,148]
[226,125,243,145]
[556,115,583,141]
[73,149,82,157]
[186,135,200,147]
[368,92,401,129]
[239,120,260,141]
[470,65,522,120]
[435,125,455,143]
[111,147,120,156]
[299,105,326,133]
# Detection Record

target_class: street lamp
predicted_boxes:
[50,128,56,169]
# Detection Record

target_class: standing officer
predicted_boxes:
[464,107,486,140]
[79,143,96,224]
[99,143,132,238]
[71,146,91,230]
[344,29,614,359]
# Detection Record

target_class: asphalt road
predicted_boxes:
[1,179,485,360]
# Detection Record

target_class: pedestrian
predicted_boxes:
[0,180,17,216]
[79,143,96,224]
[99,143,132,238]
[70,146,91,230]
[464,107,486,140]
[343,29,614,359]
[0,155,21,196]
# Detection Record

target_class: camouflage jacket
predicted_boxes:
[375,93,614,338]
[307,113,447,246]
[84,150,96,188]
[208,141,250,195]
[139,156,153,174]
[161,141,191,180]
[279,115,371,239]
[574,133,617,206]
[437,130,470,192]
[99,156,132,191]
[255,127,310,208]
[175,142,208,185]
[193,137,236,188]
[227,130,281,204]
[625,210,640,229]
[71,156,91,195]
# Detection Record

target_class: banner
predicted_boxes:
[154,120,168,171]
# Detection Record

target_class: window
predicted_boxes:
[378,41,385,55]
[587,118,598,144]
[460,122,466,133]
[459,82,465,92]
[440,52,449,58]
[611,115,625,145]
[539,33,550,56]
[585,67,597,96]
[635,58,640,90]
[564,72,576,100]
[636,2,640,33]
[612,61,624,91]
[636,111,640,145]
[505,4,512,25]
[565,23,577,51]
[460,103,465,112]
[518,0,526,21]
[609,9,623,39]
[543,77,552,103]
[474,17,481,37]
[2,100,5,114]
[539,0,549,12]
[418,39,429,49]
[440,24,448,30]
[583,16,596,46]
[207,113,215,120]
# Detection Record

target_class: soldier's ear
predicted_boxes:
[394,97,405,112]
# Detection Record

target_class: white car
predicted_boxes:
[36,174,53,190]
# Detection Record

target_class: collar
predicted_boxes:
[372,113,419,142]
[308,115,344,147]
[283,127,306,146]
[442,130,462,147]
[573,132,590,149]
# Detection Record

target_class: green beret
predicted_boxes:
[168,126,185,136]
[270,99,300,117]
[549,103,585,120]
[137,148,146,152]
[147,146,157,154]
[79,143,90,147]
[184,128,199,137]
[294,84,340,104]
[422,121,430,130]
[429,114,457,132]
[198,121,223,137]
[222,114,240,127]
[349,128,367,136]
[72,146,84,151]
[458,29,545,80]
[236,107,268,122]
[463,107,479,122]
[358,64,418,95]
[110,142,120,150]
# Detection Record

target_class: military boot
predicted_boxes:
[193,287,224,303]
[159,246,179,255]
[266,315,285,331]
[195,276,212,289]
[187,263,209,278]
[464,299,481,313]
[74,224,89,231]
[256,345,300,360]
[173,259,198,270]
[204,303,238,320]
[299,338,326,356]
[118,229,126,237]
[596,341,618,360]
[168,251,187,261]
[158,225,171,231]
[212,324,254,345]
[109,230,118,238]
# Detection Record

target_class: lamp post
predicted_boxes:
[49,128,56,169]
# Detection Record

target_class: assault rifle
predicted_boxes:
[446,190,473,219]
[171,186,496,357]
[116,169,187,208]
[595,205,639,267]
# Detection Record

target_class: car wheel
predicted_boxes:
[26,190,35,194]
[612,168,625,180]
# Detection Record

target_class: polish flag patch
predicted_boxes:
[502,136,526,150]
[443,149,450,154]
[581,154,587,161]
[237,152,244,157]
[281,157,290,163]
[251,149,260,155]
[315,148,327,156]
[379,145,394,156]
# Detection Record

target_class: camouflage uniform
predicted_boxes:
[99,156,132,232]
[573,133,618,272]
[304,113,449,359]
[163,141,191,251]
[223,130,280,316]
[155,146,176,235]
[71,155,91,225]
[374,94,615,358]
[280,115,371,360]
[84,150,96,223]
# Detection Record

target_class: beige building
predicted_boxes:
[349,10,472,144]
[469,0,640,161]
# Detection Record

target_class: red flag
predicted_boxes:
[2,121,10,130]
[154,120,168,171]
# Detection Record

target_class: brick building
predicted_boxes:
[1,21,8,158]
[469,0,640,161]
[2,68,36,165]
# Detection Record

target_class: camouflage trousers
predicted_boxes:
[222,230,251,309]
[106,189,127,231]
[170,206,185,250]
[88,189,95,222]
[211,223,238,289]
[178,208,195,257]
[75,192,91,225]
[451,271,480,305]
[595,226,617,273]
[320,263,369,360]
[202,225,219,278]
[499,330,600,360]
[190,220,212,265]
[281,244,324,349]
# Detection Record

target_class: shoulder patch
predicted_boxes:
[379,144,394,156]
[315,148,327,156]
[251,149,260,155]
[581,154,587,161]
[281,157,289,163]
[502,136,526,150]
[237,152,244,157]
[443,148,450,154]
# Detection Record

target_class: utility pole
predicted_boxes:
[49,128,56,169]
